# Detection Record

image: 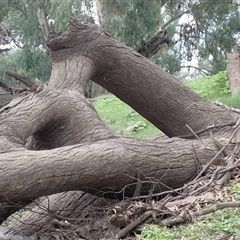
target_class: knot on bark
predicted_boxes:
[137,30,173,58]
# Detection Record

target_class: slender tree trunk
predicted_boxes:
[227,47,240,95]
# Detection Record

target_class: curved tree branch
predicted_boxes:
[0,19,238,238]
[0,77,15,94]
[5,70,35,89]
[160,10,191,30]
[180,65,210,75]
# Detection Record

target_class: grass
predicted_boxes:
[137,183,240,240]
[138,207,240,240]
[217,91,240,108]
[93,96,160,138]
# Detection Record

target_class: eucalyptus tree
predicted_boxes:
[1,0,239,83]
[96,0,240,75]
[0,0,94,83]
[0,2,240,237]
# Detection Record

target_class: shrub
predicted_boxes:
[186,71,230,101]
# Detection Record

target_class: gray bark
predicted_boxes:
[0,19,239,236]
[46,19,236,137]
[0,133,225,203]
[227,47,240,95]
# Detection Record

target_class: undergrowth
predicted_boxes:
[137,183,240,240]
[217,91,240,108]
[185,71,231,101]
[93,96,159,138]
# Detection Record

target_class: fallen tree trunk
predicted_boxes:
[46,18,236,137]
[0,18,239,237]
[0,134,229,202]
[4,191,117,238]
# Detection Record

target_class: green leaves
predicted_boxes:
[98,0,240,75]
[99,0,163,48]
[0,0,95,84]
[186,71,230,100]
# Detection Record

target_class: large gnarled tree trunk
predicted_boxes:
[0,18,239,238]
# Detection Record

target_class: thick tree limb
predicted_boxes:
[0,18,238,205]
[0,77,15,94]
[46,19,238,137]
[0,137,203,202]
[0,87,229,203]
[4,191,115,237]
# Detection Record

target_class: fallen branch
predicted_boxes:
[163,200,240,227]
[5,70,34,89]
[215,100,240,114]
[194,200,240,217]
[0,77,15,94]
[116,197,170,239]
[215,233,234,240]
[215,143,240,190]
[194,124,240,180]
[116,210,155,239]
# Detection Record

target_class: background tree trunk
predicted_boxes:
[227,47,240,95]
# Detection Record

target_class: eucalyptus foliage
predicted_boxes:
[97,0,240,75]
[0,0,239,82]
[0,0,94,82]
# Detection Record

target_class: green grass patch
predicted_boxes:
[138,183,240,240]
[138,205,240,240]
[217,91,240,108]
[186,71,231,101]
[93,96,159,138]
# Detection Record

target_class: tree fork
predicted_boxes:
[46,18,237,137]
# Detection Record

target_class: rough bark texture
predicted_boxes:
[0,19,239,237]
[46,19,236,138]
[5,192,118,238]
[227,47,240,95]
[1,133,230,202]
